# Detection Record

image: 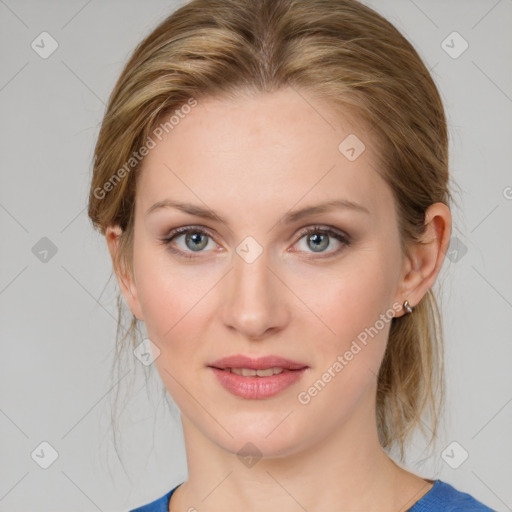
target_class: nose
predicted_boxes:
[220,245,290,340]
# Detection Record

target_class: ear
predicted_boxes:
[105,225,144,321]
[394,202,452,317]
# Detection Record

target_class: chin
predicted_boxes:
[206,416,308,460]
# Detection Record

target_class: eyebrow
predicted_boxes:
[144,198,370,226]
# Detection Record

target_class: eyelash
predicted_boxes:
[159,225,351,260]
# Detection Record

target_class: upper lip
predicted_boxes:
[208,355,308,371]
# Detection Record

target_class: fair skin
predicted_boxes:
[106,88,451,512]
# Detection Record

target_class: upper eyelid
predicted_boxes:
[164,224,346,237]
[164,225,217,243]
[296,225,348,237]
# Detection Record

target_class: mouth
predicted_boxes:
[207,354,309,399]
[212,367,299,377]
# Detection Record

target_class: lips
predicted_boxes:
[208,354,308,371]
[208,354,309,399]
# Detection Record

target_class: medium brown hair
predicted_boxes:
[88,0,452,462]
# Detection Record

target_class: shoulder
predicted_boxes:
[128,483,181,512]
[409,479,496,511]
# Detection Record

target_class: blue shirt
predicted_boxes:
[129,479,496,511]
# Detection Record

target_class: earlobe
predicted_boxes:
[395,202,452,314]
[105,225,144,321]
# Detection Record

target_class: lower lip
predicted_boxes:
[209,367,307,399]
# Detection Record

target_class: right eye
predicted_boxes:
[160,226,218,259]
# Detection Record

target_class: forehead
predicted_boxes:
[137,88,393,221]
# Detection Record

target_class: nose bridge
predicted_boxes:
[221,242,287,337]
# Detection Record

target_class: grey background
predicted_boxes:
[0,0,511,510]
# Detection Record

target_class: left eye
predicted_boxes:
[293,226,350,256]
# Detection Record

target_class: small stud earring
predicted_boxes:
[403,300,414,314]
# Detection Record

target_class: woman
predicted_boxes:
[88,0,496,510]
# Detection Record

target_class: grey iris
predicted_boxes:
[186,232,208,251]
[308,233,329,252]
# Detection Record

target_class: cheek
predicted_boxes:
[294,250,398,340]
[133,243,207,354]
[289,244,400,388]
[291,269,394,424]
[134,255,216,409]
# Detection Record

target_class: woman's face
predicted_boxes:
[121,88,410,457]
